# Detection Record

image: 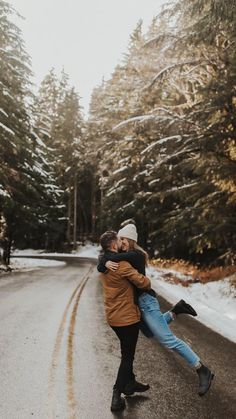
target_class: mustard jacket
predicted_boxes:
[100,260,151,327]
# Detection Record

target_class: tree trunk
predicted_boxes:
[3,236,12,265]
[77,192,88,241]
[100,186,104,234]
[91,177,96,239]
[67,183,72,246]
[73,173,77,251]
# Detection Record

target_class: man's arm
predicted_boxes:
[120,261,151,290]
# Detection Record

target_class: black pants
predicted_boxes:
[111,322,140,393]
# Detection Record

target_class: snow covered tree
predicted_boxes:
[87,2,236,265]
[0,1,60,260]
[34,70,86,249]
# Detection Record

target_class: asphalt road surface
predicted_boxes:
[0,258,236,419]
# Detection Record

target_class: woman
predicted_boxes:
[97,223,214,397]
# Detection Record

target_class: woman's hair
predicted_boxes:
[125,238,149,265]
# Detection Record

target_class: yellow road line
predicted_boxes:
[48,265,93,418]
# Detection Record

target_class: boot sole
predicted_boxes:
[111,402,126,412]
[111,406,125,412]
[124,385,150,396]
[198,373,214,397]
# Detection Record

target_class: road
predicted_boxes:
[0,258,235,419]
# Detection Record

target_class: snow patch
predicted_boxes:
[10,257,66,270]
[147,266,236,343]
[76,243,100,258]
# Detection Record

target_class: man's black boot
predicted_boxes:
[172,299,197,316]
[110,388,126,411]
[123,380,150,396]
[197,364,214,396]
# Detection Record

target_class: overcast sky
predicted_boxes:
[10,0,167,115]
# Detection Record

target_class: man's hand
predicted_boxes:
[105,261,119,271]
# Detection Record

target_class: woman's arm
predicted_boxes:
[97,251,123,273]
[106,251,142,265]
[97,254,108,273]
[97,250,145,273]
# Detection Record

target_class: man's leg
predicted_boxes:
[109,322,140,411]
[111,322,140,392]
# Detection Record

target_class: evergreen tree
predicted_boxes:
[0,1,59,260]
[87,3,236,265]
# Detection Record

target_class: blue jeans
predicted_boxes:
[138,293,200,367]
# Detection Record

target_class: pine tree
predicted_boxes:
[0,1,58,261]
[86,3,236,265]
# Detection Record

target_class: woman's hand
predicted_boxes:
[105,261,119,271]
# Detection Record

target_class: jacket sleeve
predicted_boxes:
[120,262,151,290]
[97,251,138,273]
[97,253,107,273]
[107,251,135,262]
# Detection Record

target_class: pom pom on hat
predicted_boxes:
[118,223,138,242]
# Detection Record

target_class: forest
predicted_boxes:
[0,0,236,266]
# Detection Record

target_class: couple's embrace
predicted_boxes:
[97,221,214,412]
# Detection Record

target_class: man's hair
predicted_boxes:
[100,230,117,251]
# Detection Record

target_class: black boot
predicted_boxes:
[123,379,150,396]
[172,299,197,316]
[110,387,126,411]
[197,364,214,396]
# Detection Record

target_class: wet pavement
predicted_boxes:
[0,258,236,419]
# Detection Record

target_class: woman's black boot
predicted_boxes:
[172,299,197,316]
[197,364,214,396]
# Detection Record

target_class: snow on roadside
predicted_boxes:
[12,243,100,259]
[11,257,66,271]
[13,248,45,255]
[147,266,236,344]
[8,244,100,273]
[75,243,100,258]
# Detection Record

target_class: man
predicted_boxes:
[99,230,151,412]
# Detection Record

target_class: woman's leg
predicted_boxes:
[138,293,200,367]
[163,311,173,324]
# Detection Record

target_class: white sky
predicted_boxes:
[10,0,167,115]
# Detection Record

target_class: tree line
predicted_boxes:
[0,0,235,266]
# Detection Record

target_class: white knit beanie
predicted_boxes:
[118,224,138,242]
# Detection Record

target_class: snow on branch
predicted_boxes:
[0,122,15,136]
[144,33,178,48]
[0,186,10,197]
[113,115,156,131]
[113,115,171,131]
[151,106,183,120]
[165,181,199,193]
[0,108,8,117]
[153,146,196,169]
[113,166,127,175]
[31,130,47,148]
[141,135,182,155]
[146,60,206,90]
[123,200,135,209]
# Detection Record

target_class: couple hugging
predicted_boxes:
[97,220,214,412]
